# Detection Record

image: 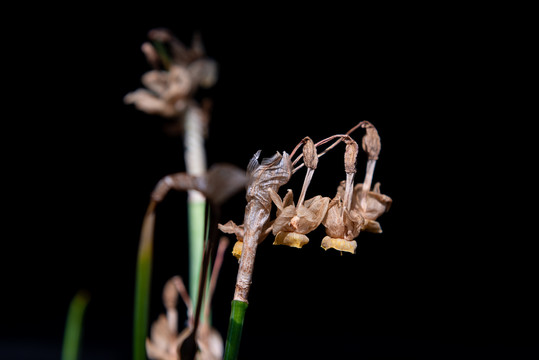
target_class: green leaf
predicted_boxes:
[62,290,90,360]
[133,201,156,360]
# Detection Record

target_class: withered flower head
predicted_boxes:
[352,182,392,233]
[321,181,366,254]
[269,189,330,248]
[124,29,218,122]
[146,274,224,360]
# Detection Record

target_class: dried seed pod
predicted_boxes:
[361,121,381,160]
[344,137,359,174]
[302,137,318,170]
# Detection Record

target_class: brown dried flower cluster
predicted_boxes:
[219,121,391,258]
[124,29,217,135]
[146,276,223,360]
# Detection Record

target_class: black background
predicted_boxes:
[4,6,537,360]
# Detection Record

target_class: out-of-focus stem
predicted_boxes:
[133,200,156,360]
[62,290,90,360]
[183,106,209,322]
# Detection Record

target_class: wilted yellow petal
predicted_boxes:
[273,231,309,248]
[321,236,357,254]
[232,241,243,259]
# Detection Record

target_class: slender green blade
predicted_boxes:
[133,203,155,360]
[62,290,90,360]
[224,300,248,360]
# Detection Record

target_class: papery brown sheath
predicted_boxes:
[233,151,292,302]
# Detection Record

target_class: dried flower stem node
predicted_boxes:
[321,236,357,254]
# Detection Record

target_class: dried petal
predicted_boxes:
[232,241,243,259]
[321,236,357,254]
[204,163,248,205]
[124,88,181,118]
[218,220,244,241]
[295,196,330,233]
[151,163,247,205]
[188,59,218,89]
[322,186,365,243]
[352,183,392,221]
[273,231,309,248]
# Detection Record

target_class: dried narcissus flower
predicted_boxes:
[320,137,365,254]
[321,181,366,254]
[353,182,392,233]
[270,189,330,248]
[146,276,224,360]
[147,238,229,360]
[354,121,392,233]
[270,137,330,248]
[146,276,191,360]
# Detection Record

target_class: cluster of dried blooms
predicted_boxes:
[221,121,391,257]
[219,121,392,302]
[124,28,217,135]
[219,121,391,302]
[146,237,229,360]
[125,30,392,360]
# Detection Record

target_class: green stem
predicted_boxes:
[62,290,90,360]
[224,300,248,360]
[187,199,207,319]
[133,202,156,360]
